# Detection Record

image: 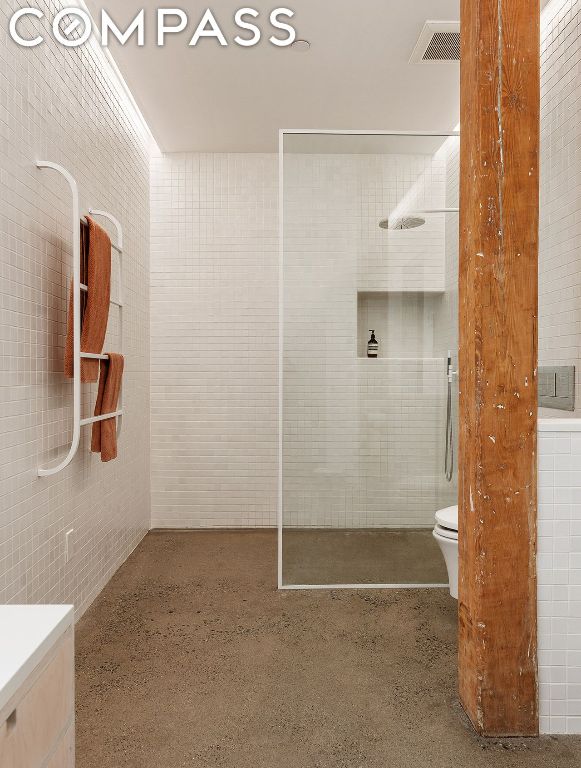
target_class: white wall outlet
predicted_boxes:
[65,529,74,563]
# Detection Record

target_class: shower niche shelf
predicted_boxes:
[357,291,442,359]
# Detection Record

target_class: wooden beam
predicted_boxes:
[458,0,540,736]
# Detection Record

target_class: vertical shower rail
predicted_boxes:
[37,161,124,477]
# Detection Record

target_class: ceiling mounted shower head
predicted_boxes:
[379,216,426,230]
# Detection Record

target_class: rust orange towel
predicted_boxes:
[91,353,124,462]
[64,216,111,382]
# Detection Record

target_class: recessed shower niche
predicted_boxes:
[357,291,442,359]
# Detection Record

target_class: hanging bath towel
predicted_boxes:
[91,353,124,462]
[64,216,111,382]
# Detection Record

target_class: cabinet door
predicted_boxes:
[0,629,74,768]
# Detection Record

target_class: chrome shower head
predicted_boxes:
[379,216,426,230]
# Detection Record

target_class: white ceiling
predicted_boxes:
[86,1,461,153]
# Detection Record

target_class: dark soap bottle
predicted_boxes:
[367,330,379,358]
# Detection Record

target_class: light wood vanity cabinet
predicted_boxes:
[0,606,74,768]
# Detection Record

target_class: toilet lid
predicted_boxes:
[435,505,458,532]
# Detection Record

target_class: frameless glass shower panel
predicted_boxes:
[281,132,460,587]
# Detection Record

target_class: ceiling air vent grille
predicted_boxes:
[422,31,460,60]
[410,21,460,63]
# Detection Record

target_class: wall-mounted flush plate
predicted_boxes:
[539,366,575,411]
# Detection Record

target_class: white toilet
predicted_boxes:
[433,505,458,599]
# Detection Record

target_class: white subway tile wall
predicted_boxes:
[150,153,278,527]
[538,429,581,734]
[540,0,581,400]
[0,2,151,616]
[537,0,581,735]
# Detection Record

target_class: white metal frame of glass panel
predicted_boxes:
[277,129,460,591]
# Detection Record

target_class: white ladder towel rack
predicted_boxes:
[37,161,124,477]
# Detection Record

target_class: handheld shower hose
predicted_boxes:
[445,352,456,483]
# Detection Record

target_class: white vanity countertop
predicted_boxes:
[0,605,73,712]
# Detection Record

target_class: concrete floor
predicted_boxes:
[76,530,581,768]
[282,528,448,585]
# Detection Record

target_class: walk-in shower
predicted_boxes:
[279,130,460,589]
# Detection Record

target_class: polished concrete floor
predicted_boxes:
[76,530,581,768]
[282,527,448,585]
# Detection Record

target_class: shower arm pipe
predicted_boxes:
[36,162,124,477]
[409,208,460,214]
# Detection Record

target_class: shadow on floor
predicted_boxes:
[282,527,448,585]
[76,530,581,768]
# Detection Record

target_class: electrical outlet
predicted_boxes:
[65,529,74,563]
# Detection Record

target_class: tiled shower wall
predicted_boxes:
[283,150,454,529]
[0,2,151,616]
[352,152,447,292]
[150,146,458,528]
[436,137,460,511]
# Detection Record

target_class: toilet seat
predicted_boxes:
[434,523,458,542]
[435,504,458,533]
